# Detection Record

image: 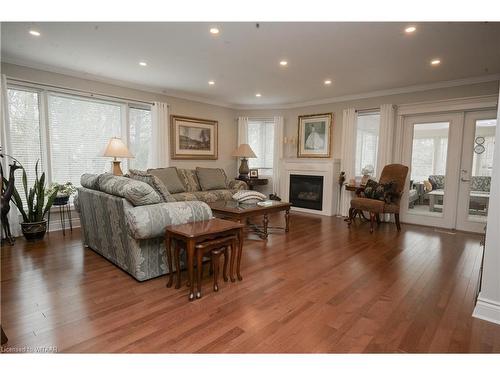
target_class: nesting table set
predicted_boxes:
[165,200,292,301]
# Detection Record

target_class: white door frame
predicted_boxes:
[400,112,464,229]
[456,110,497,232]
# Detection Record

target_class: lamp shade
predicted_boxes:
[231,143,257,158]
[103,137,134,158]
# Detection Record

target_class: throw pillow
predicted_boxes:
[147,167,186,194]
[362,179,398,204]
[423,180,433,192]
[196,167,228,191]
[97,173,162,206]
[129,169,176,203]
[80,173,99,190]
[232,190,266,203]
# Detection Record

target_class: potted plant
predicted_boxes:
[10,161,57,241]
[46,181,77,205]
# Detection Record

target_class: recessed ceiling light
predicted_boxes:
[280,60,288,66]
[210,27,220,35]
[29,30,41,37]
[139,61,147,66]
[405,26,416,33]
[255,93,262,97]
[430,59,441,66]
[208,80,215,85]
[324,80,332,85]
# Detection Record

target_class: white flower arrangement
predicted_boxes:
[361,165,374,176]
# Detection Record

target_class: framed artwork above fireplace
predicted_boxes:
[297,113,333,158]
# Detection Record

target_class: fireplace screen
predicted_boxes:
[289,174,324,210]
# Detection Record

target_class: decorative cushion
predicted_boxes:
[97,173,162,206]
[129,169,176,203]
[232,190,266,203]
[147,167,186,194]
[423,180,433,192]
[196,167,228,191]
[428,175,445,190]
[177,168,202,192]
[471,176,491,192]
[362,179,398,204]
[80,173,99,190]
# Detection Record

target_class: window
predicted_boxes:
[7,88,43,205]
[355,111,380,177]
[247,119,275,175]
[48,94,122,186]
[128,107,152,170]
[6,85,152,193]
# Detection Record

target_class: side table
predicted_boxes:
[165,218,244,301]
[236,177,269,191]
[47,197,73,236]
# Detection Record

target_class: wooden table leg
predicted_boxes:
[166,234,174,288]
[236,227,244,281]
[187,239,195,301]
[196,244,203,299]
[229,236,236,282]
[174,241,182,289]
[285,208,290,232]
[263,214,269,239]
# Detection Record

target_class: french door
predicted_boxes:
[401,110,497,233]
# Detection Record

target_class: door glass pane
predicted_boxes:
[468,118,496,222]
[408,122,449,216]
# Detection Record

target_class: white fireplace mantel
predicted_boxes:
[281,159,335,216]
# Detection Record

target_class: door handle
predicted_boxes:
[461,177,471,182]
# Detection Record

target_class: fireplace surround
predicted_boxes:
[289,174,324,211]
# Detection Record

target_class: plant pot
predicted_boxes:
[54,195,70,205]
[21,221,47,241]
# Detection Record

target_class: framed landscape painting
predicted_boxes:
[171,115,218,160]
[297,113,333,158]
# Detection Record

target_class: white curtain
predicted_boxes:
[339,108,357,216]
[272,116,284,196]
[150,102,170,168]
[376,104,396,179]
[0,74,22,237]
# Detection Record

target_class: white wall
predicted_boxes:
[473,86,500,325]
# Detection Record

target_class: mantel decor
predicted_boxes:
[171,115,218,160]
[297,113,333,158]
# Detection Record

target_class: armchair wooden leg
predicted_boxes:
[347,207,354,225]
[369,212,375,233]
[395,214,401,231]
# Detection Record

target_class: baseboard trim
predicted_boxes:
[473,295,500,325]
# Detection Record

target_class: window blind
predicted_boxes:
[7,88,43,205]
[128,107,152,171]
[248,119,275,172]
[355,112,380,176]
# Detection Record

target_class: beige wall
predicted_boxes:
[236,81,499,160]
[1,63,239,176]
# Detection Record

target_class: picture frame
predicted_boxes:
[249,169,259,178]
[170,115,218,160]
[297,113,332,158]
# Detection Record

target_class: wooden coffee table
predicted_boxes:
[208,200,291,239]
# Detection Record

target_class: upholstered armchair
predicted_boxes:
[347,164,409,233]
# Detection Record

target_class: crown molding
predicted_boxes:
[3,58,499,111]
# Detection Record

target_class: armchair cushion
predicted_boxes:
[125,201,213,240]
[351,197,400,214]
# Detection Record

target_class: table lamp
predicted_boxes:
[231,143,256,179]
[103,137,134,176]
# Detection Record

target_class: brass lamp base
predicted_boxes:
[238,157,249,179]
[112,160,123,176]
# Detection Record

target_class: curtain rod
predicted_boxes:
[7,77,157,107]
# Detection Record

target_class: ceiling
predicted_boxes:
[2,22,500,108]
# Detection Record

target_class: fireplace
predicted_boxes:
[289,174,323,211]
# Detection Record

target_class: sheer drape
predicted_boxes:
[150,102,170,168]
[273,116,284,196]
[376,104,396,179]
[340,108,357,216]
[1,74,22,237]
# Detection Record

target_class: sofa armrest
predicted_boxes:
[228,179,248,190]
[125,201,213,240]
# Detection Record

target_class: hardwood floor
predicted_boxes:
[2,213,500,353]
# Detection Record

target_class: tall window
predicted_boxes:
[6,85,152,191]
[355,111,380,176]
[6,88,43,205]
[248,119,275,176]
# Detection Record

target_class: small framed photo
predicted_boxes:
[297,113,333,158]
[249,169,259,178]
[171,115,218,160]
